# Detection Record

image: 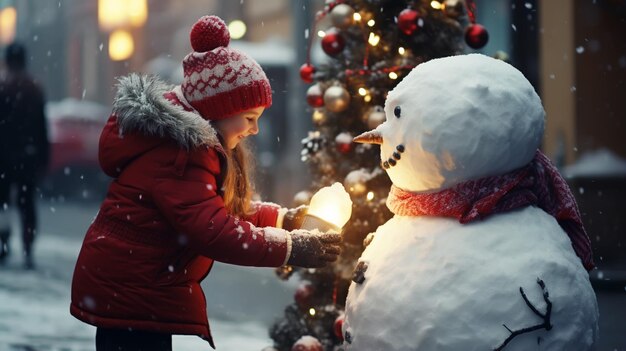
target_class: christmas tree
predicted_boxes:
[268,1,488,350]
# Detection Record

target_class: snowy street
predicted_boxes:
[0,199,297,351]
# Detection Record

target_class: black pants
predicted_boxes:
[0,174,37,257]
[96,328,173,351]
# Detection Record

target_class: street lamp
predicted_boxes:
[109,29,134,61]
[127,0,147,27]
[98,0,147,61]
[0,6,17,44]
[98,0,147,31]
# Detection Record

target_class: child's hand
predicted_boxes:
[287,231,342,268]
[283,205,308,231]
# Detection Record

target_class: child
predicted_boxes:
[70,15,341,351]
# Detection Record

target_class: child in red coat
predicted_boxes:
[70,15,341,351]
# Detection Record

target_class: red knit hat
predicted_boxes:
[181,15,272,120]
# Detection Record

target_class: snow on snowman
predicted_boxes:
[343,54,599,351]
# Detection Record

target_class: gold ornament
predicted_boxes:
[345,179,367,196]
[312,109,327,125]
[367,105,386,129]
[330,4,355,29]
[344,170,367,196]
[324,85,350,113]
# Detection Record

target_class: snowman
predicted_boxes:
[343,54,598,351]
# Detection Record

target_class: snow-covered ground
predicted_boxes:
[0,200,298,351]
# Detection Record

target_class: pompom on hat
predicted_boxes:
[181,15,272,120]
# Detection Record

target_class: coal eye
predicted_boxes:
[394,106,401,118]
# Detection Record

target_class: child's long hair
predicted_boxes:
[222,140,255,218]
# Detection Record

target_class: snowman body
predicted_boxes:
[344,54,598,350]
[343,207,598,350]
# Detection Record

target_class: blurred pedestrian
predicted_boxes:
[0,42,49,269]
[70,15,339,351]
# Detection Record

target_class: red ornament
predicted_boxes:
[398,9,422,35]
[291,336,323,351]
[465,23,489,49]
[306,84,324,108]
[336,142,352,154]
[321,29,345,57]
[300,63,316,83]
[335,132,353,154]
[294,283,315,308]
[334,313,345,341]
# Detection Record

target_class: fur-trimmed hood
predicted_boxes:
[112,73,219,149]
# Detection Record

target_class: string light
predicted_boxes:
[309,308,316,316]
[368,32,380,46]
[353,12,362,21]
[430,1,443,10]
[367,19,375,27]
[366,191,375,201]
[398,47,406,55]
[358,87,368,96]
[317,30,326,38]
[345,64,416,78]
[364,95,372,102]
[389,72,399,80]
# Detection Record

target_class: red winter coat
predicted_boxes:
[70,74,291,348]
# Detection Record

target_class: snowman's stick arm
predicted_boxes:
[494,278,553,351]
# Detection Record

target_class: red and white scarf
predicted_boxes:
[386,150,594,271]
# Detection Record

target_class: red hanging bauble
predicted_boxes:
[306,84,324,108]
[334,313,345,341]
[335,132,353,154]
[397,9,422,36]
[336,143,352,154]
[321,29,346,57]
[294,283,315,308]
[291,336,323,351]
[465,23,489,49]
[300,63,316,83]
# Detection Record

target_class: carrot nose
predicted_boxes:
[353,130,383,145]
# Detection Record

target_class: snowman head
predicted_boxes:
[354,54,545,193]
